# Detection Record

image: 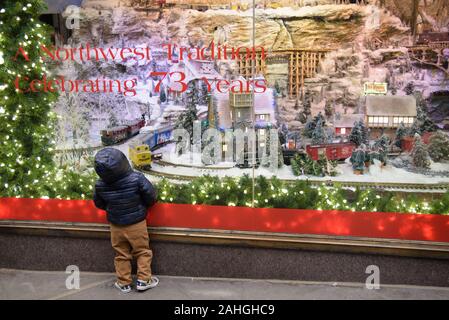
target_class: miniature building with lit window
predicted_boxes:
[208,80,276,161]
[333,114,364,137]
[229,90,253,130]
[365,96,417,138]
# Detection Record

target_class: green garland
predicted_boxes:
[155,175,448,215]
[4,170,447,215]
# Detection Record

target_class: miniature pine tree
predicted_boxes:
[302,90,312,118]
[274,81,281,95]
[302,119,314,138]
[199,82,209,105]
[109,112,119,127]
[428,131,449,162]
[175,82,198,145]
[375,134,390,153]
[324,99,333,119]
[411,134,431,168]
[303,113,325,138]
[294,99,300,110]
[417,101,437,133]
[159,85,167,103]
[350,147,366,173]
[409,103,437,136]
[349,121,368,146]
[394,122,408,148]
[317,153,337,177]
[404,82,415,95]
[374,135,390,165]
[290,154,303,176]
[311,118,327,145]
[360,120,369,144]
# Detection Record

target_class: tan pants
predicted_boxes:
[110,220,153,285]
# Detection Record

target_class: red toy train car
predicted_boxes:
[306,143,355,161]
[100,119,145,146]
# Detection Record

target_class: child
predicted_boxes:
[93,148,158,293]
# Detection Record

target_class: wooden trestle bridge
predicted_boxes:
[236,48,330,99]
[407,41,449,76]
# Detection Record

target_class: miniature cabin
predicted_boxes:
[365,96,417,138]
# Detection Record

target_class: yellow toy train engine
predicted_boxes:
[129,144,152,169]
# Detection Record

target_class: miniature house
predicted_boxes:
[209,80,276,160]
[365,96,417,138]
[167,59,222,102]
[229,90,253,129]
[333,114,364,137]
[184,59,222,90]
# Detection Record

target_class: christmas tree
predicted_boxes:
[109,112,119,128]
[350,146,367,173]
[374,134,390,153]
[374,135,390,165]
[0,0,59,197]
[291,153,336,177]
[303,112,325,138]
[411,134,430,169]
[198,81,209,106]
[294,99,300,111]
[176,81,198,146]
[349,120,368,146]
[394,122,408,149]
[159,84,167,103]
[296,89,312,124]
[428,131,449,162]
[404,82,415,95]
[324,99,333,119]
[311,118,327,145]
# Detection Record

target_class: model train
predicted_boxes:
[282,141,356,165]
[100,119,145,146]
[129,125,173,169]
[306,142,355,161]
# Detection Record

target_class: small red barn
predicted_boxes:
[333,114,364,136]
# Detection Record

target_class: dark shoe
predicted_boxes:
[114,281,131,293]
[136,277,159,292]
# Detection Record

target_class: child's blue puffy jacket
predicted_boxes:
[93,148,157,225]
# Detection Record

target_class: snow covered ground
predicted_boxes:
[143,142,449,185]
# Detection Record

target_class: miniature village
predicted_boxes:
[50,0,449,185]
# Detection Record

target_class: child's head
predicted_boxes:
[95,148,132,183]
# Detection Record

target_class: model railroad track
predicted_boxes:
[140,161,449,193]
[54,145,104,154]
[54,132,149,155]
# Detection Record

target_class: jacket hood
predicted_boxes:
[94,148,132,183]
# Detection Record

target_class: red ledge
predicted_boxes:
[1,198,449,243]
